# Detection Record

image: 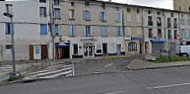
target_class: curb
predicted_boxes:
[126,64,190,70]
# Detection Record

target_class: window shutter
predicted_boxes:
[51,24,56,36]
[83,26,86,37]
[74,25,76,37]
[90,26,94,37]
[104,12,107,21]
[5,23,9,35]
[69,25,73,37]
[99,12,102,20]
[58,25,62,37]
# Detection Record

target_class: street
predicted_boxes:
[1,66,190,94]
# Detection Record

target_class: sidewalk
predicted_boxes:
[127,59,190,70]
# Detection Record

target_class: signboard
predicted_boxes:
[80,38,97,42]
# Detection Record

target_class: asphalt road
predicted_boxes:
[1,66,190,94]
[74,58,133,76]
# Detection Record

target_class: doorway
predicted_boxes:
[83,46,94,57]
[103,43,107,55]
[117,44,121,55]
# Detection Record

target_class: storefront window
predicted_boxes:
[128,42,137,51]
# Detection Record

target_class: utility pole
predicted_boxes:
[3,4,16,76]
[49,0,55,59]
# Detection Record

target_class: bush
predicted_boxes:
[8,75,23,81]
[154,56,190,63]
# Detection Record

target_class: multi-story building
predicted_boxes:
[0,0,63,61]
[0,0,189,61]
[174,0,190,12]
[60,0,125,58]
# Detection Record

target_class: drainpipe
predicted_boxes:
[141,9,145,54]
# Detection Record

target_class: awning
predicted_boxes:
[151,39,167,42]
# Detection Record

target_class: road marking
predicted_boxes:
[104,91,124,94]
[105,63,113,68]
[146,83,190,89]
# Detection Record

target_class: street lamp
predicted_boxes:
[3,4,16,77]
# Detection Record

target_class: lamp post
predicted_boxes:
[3,4,16,77]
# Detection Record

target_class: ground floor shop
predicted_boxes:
[69,37,125,58]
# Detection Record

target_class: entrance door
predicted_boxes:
[83,46,94,57]
[34,45,41,60]
[41,45,48,60]
[63,46,70,59]
[117,44,121,55]
[103,43,107,55]
[29,45,34,60]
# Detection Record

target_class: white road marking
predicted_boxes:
[104,91,124,94]
[146,83,190,89]
[105,63,113,68]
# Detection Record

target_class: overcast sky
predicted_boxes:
[102,0,173,9]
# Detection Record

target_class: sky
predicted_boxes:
[102,0,173,9]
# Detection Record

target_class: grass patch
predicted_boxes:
[103,56,126,60]
[154,56,190,63]
[7,75,23,82]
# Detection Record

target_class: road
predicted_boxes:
[1,66,190,94]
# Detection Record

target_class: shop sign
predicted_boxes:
[80,38,97,42]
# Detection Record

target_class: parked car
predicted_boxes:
[176,42,190,57]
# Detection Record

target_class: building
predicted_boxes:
[0,0,189,61]
[174,0,190,12]
[0,0,62,61]
[60,0,125,58]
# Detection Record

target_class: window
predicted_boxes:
[168,30,172,39]
[99,12,107,22]
[128,42,137,51]
[85,1,90,6]
[40,7,47,17]
[73,44,78,55]
[115,13,121,22]
[127,8,131,12]
[148,16,153,26]
[39,0,46,3]
[5,23,11,35]
[55,24,62,36]
[167,18,171,27]
[84,26,93,37]
[137,9,140,13]
[174,18,177,28]
[171,13,174,17]
[148,29,153,38]
[116,27,124,37]
[102,26,107,37]
[69,25,76,37]
[157,11,160,15]
[71,2,75,6]
[83,10,91,21]
[40,24,47,35]
[116,7,119,11]
[102,2,105,9]
[187,19,190,25]
[148,10,151,14]
[54,0,60,5]
[69,10,75,20]
[174,30,177,39]
[157,29,162,38]
[180,19,185,25]
[54,8,61,19]
[157,17,161,26]
[6,45,12,51]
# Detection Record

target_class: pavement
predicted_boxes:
[127,59,190,70]
[1,66,190,94]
